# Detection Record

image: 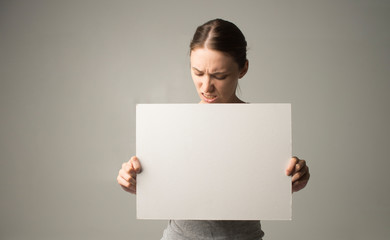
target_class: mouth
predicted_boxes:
[201,93,217,103]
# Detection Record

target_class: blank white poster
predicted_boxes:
[136,104,292,220]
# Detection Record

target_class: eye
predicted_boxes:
[214,75,227,80]
[194,72,203,76]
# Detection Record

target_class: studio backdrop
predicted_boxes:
[1,1,389,239]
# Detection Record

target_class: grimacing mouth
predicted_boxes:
[202,93,217,99]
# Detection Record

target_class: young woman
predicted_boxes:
[117,19,310,240]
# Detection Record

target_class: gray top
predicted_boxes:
[161,220,264,240]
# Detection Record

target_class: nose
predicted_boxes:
[200,75,214,93]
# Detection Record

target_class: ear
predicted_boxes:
[239,60,249,79]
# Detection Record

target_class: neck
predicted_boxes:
[229,95,245,103]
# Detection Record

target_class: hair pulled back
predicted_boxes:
[190,19,247,69]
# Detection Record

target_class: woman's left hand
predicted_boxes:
[286,157,310,193]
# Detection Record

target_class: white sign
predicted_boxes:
[136,104,292,220]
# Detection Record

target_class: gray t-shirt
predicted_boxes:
[161,220,264,240]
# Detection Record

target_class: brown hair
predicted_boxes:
[190,19,247,69]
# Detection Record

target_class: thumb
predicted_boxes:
[130,156,142,173]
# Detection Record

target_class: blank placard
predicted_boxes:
[136,104,292,220]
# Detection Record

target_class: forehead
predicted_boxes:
[190,48,238,72]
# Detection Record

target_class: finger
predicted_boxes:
[295,159,306,172]
[129,167,137,178]
[292,165,309,182]
[130,156,142,173]
[286,156,300,176]
[123,162,137,178]
[292,181,305,193]
[119,169,131,182]
[121,185,136,194]
[292,172,310,193]
[117,175,130,188]
[117,174,136,188]
[120,183,136,194]
[129,176,136,185]
[292,171,310,190]
[122,162,132,174]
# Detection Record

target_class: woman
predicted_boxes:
[117,19,310,239]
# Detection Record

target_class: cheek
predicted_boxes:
[192,75,201,89]
[219,79,238,95]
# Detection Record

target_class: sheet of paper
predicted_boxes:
[136,104,292,220]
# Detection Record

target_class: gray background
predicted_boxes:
[0,0,389,239]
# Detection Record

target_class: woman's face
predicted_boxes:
[190,48,248,104]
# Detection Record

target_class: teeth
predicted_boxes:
[204,94,215,99]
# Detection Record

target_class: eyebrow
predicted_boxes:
[192,67,228,75]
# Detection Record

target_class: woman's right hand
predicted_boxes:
[117,156,142,194]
